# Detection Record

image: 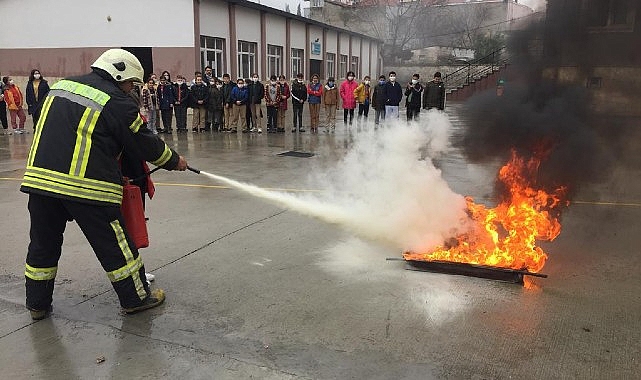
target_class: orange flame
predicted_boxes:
[403,150,568,273]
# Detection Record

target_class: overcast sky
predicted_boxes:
[250,0,547,15]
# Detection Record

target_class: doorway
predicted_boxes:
[309,59,322,79]
[122,47,153,82]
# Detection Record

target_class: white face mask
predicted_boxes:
[298,79,304,83]
[270,81,277,85]
[34,74,41,80]
[252,77,258,82]
[389,76,396,82]
[411,79,418,85]
[9,80,14,85]
[238,83,244,88]
[364,80,370,85]
[216,84,222,89]
[347,76,354,81]
[177,80,184,85]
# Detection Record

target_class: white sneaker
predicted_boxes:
[145,273,155,282]
[14,129,22,134]
[257,128,262,134]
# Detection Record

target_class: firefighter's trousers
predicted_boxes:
[25,193,150,310]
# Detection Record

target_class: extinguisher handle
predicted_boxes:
[129,166,163,183]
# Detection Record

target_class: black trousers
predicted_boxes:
[25,194,150,310]
[343,108,354,124]
[174,104,188,130]
[292,103,304,129]
[0,101,7,129]
[407,106,420,121]
[358,104,369,119]
[266,106,278,129]
[160,108,173,131]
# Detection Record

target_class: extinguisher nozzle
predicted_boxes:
[187,166,201,174]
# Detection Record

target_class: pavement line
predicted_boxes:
[73,210,287,307]
[3,176,641,205]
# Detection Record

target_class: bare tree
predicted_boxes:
[338,0,445,61]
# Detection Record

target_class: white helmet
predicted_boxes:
[91,49,144,83]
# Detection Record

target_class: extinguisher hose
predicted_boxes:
[129,165,201,183]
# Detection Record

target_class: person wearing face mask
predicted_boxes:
[276,75,290,133]
[173,75,190,132]
[157,71,175,134]
[423,71,446,111]
[229,78,249,133]
[323,77,339,133]
[221,74,236,132]
[307,74,323,133]
[383,71,403,119]
[2,76,27,134]
[339,71,358,127]
[142,77,159,134]
[371,75,387,126]
[263,75,282,133]
[405,73,424,122]
[353,75,371,124]
[149,73,162,132]
[247,73,264,133]
[290,73,307,132]
[206,78,224,132]
[189,74,209,132]
[26,69,50,129]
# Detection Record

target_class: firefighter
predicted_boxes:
[20,49,188,320]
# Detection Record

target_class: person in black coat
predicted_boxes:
[423,71,446,111]
[371,75,387,126]
[405,73,424,121]
[25,69,50,128]
[383,71,403,119]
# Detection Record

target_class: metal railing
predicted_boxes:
[443,47,509,92]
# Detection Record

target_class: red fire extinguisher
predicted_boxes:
[121,177,149,249]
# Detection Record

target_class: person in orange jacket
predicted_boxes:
[3,76,27,134]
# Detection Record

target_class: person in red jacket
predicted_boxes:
[3,76,27,134]
[339,71,359,127]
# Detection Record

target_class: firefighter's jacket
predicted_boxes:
[21,71,179,206]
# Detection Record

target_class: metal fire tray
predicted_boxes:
[388,258,547,285]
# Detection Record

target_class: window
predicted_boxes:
[326,52,335,79]
[586,0,635,30]
[339,54,348,77]
[350,56,359,77]
[267,45,283,77]
[238,41,257,79]
[200,36,225,77]
[291,48,304,78]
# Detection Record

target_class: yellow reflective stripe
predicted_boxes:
[110,220,147,300]
[27,96,55,166]
[151,145,172,167]
[69,108,100,177]
[70,108,92,176]
[106,255,143,282]
[25,263,57,281]
[51,80,111,107]
[26,166,122,193]
[129,114,143,133]
[22,166,123,204]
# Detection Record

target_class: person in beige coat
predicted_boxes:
[323,77,340,133]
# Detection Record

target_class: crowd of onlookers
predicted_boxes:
[0,69,50,135]
[0,66,446,137]
[134,67,447,135]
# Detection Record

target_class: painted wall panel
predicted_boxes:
[0,0,194,48]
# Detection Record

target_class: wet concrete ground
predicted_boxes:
[1,104,640,379]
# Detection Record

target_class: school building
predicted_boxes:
[0,0,382,82]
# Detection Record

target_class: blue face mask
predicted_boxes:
[328,82,334,87]
[379,80,385,85]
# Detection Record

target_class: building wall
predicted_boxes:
[0,0,380,87]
